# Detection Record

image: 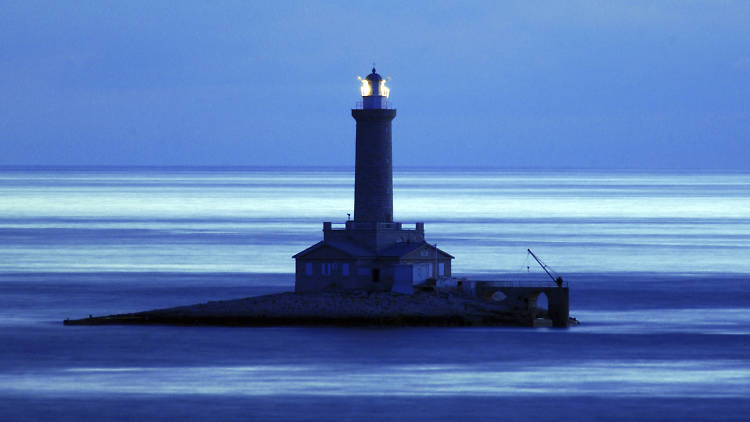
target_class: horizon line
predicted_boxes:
[0,164,748,173]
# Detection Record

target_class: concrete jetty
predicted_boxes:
[63,284,575,328]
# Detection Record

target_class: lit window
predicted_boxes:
[342,263,350,276]
[305,263,313,276]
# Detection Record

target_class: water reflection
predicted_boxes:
[2,361,747,398]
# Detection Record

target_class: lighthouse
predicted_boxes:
[293,67,453,293]
[353,68,397,223]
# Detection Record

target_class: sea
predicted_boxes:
[0,167,749,421]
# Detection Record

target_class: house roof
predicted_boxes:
[292,240,373,259]
[327,240,374,257]
[293,240,454,259]
[379,241,455,259]
[378,241,424,257]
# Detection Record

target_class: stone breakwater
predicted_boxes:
[63,290,567,327]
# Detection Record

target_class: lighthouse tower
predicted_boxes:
[353,68,397,223]
[293,67,453,293]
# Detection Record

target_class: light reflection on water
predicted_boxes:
[573,308,750,335]
[1,168,749,273]
[2,361,747,398]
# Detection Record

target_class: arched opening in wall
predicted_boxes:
[535,292,549,314]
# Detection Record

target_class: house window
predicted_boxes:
[321,263,332,276]
[342,263,350,276]
[305,262,313,276]
[438,263,445,276]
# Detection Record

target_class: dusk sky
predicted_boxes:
[2,1,748,169]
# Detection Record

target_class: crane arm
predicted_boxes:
[527,249,563,287]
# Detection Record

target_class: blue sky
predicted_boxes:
[1,1,748,169]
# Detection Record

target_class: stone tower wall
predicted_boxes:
[352,108,397,223]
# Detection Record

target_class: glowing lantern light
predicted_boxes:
[358,68,390,109]
[358,77,372,96]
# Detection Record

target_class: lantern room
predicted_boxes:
[358,68,390,109]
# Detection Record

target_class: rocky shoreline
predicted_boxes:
[63,290,574,327]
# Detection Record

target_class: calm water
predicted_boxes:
[1,167,749,421]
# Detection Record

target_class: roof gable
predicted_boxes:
[293,240,374,259]
[380,241,454,259]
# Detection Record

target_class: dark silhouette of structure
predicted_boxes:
[294,68,453,293]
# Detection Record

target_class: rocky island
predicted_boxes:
[64,279,575,328]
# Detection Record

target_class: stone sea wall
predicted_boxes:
[63,290,548,327]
